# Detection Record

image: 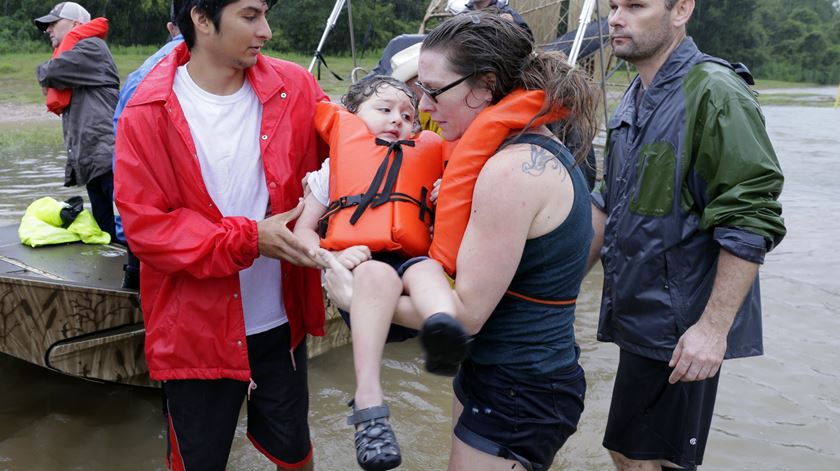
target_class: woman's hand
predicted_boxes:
[317,249,356,312]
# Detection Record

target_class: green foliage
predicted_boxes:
[690,0,840,84]
[689,0,767,68]
[267,0,422,55]
[0,15,49,53]
[0,0,420,55]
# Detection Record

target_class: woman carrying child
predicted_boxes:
[320,11,599,471]
[295,75,470,471]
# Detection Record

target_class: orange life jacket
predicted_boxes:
[314,102,444,258]
[429,89,570,275]
[46,18,109,116]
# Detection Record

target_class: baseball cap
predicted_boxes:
[390,43,422,83]
[34,2,91,31]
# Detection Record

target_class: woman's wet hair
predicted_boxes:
[422,11,599,162]
[341,75,419,115]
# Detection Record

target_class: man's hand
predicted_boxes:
[668,249,758,384]
[668,318,727,384]
[335,245,371,270]
[317,249,355,311]
[257,200,326,268]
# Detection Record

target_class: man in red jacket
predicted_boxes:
[114,1,328,469]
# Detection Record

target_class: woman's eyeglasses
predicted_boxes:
[415,73,474,103]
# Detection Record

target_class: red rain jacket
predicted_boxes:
[114,43,328,382]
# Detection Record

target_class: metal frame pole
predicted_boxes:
[347,0,357,68]
[595,0,610,126]
[567,0,596,66]
[308,0,347,72]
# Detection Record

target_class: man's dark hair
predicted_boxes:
[664,0,678,9]
[175,0,276,49]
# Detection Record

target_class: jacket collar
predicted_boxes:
[609,37,703,130]
[128,42,285,107]
[648,36,701,89]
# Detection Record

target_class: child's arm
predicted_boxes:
[294,187,372,270]
[293,192,327,253]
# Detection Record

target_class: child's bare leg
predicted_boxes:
[401,258,456,320]
[401,259,470,376]
[350,260,402,409]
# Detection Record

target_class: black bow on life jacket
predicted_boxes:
[319,138,434,237]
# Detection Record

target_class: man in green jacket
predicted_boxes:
[588,1,785,470]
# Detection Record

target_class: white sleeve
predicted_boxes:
[307,158,331,207]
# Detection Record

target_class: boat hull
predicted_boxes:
[0,225,350,388]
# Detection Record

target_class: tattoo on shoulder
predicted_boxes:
[521,144,561,176]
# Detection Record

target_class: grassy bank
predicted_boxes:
[0,49,382,105]
[753,79,820,90]
[2,50,833,109]
[0,121,63,152]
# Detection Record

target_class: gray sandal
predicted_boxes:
[347,400,402,471]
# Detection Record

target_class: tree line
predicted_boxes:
[688,0,840,84]
[2,0,839,83]
[0,0,425,57]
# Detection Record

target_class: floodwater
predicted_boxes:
[0,106,838,470]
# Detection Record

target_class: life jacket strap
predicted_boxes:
[504,289,577,306]
[318,191,435,238]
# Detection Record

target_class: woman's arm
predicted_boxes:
[394,142,565,334]
[445,149,537,333]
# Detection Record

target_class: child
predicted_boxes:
[294,75,470,471]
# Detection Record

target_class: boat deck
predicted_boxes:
[0,225,129,290]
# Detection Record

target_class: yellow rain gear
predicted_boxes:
[18,197,111,247]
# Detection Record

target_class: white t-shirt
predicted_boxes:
[307,158,331,207]
[173,64,287,335]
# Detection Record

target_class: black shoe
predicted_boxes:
[419,313,471,376]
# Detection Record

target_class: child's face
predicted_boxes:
[355,84,416,141]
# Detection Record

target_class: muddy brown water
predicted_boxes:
[0,106,838,470]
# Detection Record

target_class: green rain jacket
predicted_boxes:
[592,38,786,362]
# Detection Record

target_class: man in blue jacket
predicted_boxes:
[112,1,184,289]
[588,1,785,470]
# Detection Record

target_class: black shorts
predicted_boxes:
[453,358,586,471]
[337,252,426,343]
[603,349,721,470]
[163,324,311,471]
